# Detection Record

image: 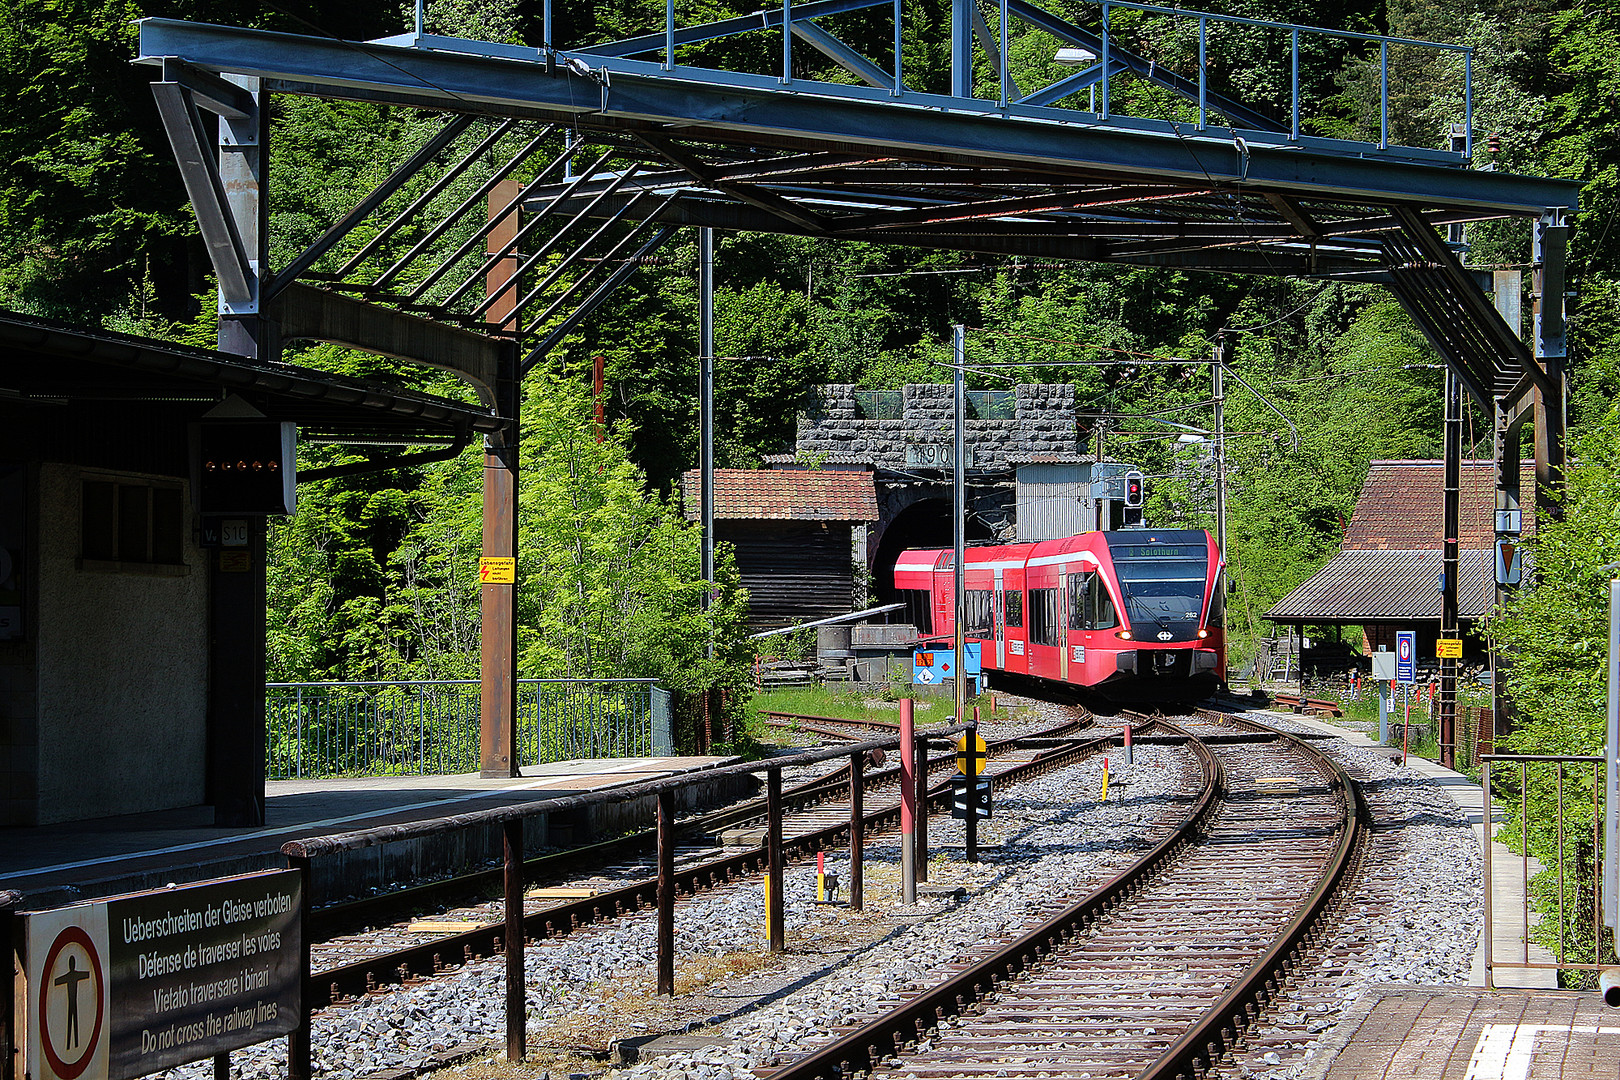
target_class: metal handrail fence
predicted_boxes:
[265,679,670,779]
[1481,752,1607,988]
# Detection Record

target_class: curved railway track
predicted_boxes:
[304,708,1122,1011]
[761,710,1367,1080]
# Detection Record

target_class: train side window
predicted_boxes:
[1088,576,1118,630]
[1028,587,1060,647]
[965,589,994,635]
[1209,569,1225,626]
[1004,589,1023,628]
[901,589,934,636]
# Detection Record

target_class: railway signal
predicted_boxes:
[1123,470,1145,508]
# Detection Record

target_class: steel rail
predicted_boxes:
[761,717,1215,1080]
[762,711,1364,1080]
[1134,708,1368,1080]
[305,715,1110,1009]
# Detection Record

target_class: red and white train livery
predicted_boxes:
[893,529,1226,704]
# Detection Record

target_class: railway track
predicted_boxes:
[761,710,1367,1080]
[303,708,1118,1011]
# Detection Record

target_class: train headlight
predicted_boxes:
[1118,630,1132,640]
[1197,628,1209,639]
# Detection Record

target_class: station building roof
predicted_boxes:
[1265,459,1535,625]
[682,468,878,522]
[0,311,502,443]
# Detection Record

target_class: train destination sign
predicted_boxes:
[25,870,302,1080]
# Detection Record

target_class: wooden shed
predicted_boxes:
[682,468,879,631]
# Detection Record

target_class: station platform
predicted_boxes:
[1316,986,1620,1080]
[0,756,746,910]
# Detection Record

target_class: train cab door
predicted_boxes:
[1057,568,1070,682]
[993,568,1006,669]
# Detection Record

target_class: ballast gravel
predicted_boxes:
[151,710,1484,1080]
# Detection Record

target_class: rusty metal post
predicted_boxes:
[479,181,523,778]
[915,724,929,882]
[504,817,525,1060]
[287,855,312,1080]
[848,753,864,912]
[657,789,675,994]
[900,698,916,904]
[1440,368,1461,769]
[766,768,786,952]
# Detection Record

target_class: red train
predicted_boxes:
[892,529,1226,705]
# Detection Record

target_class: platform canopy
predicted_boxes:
[135,4,1580,411]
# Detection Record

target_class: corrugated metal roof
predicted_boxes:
[1265,548,1502,622]
[1346,460,1536,549]
[682,468,879,521]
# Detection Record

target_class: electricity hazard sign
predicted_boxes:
[1436,638,1463,659]
[479,557,516,584]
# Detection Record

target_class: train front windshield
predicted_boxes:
[1105,538,1210,632]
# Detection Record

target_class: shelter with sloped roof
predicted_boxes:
[1265,460,1533,663]
[682,468,879,630]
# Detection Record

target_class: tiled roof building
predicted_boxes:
[1266,461,1534,642]
[681,469,878,630]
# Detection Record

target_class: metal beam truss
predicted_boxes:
[141,3,1575,398]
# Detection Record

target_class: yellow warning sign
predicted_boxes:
[1436,638,1463,659]
[479,556,516,584]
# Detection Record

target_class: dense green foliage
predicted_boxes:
[2,0,1617,722]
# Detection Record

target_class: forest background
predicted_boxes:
[0,0,1617,750]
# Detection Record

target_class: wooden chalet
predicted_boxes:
[682,468,879,631]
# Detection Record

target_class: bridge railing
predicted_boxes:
[265,679,672,779]
[569,0,1472,156]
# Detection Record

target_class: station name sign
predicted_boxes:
[25,869,302,1080]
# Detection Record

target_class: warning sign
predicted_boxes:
[25,870,302,1080]
[1436,638,1463,659]
[479,556,516,584]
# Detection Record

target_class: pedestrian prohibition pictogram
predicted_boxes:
[38,924,106,1080]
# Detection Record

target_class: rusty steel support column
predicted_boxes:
[1493,271,1524,736]
[287,854,312,1080]
[1532,209,1568,525]
[657,788,675,994]
[848,752,864,912]
[480,182,522,778]
[766,767,786,952]
[1440,368,1462,769]
[504,817,526,1060]
[207,75,270,828]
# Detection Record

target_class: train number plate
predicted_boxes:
[1071,645,1085,663]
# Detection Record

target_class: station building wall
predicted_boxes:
[34,463,208,824]
[0,398,212,827]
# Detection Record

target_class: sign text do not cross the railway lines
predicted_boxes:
[23,869,302,1080]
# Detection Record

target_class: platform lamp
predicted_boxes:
[1053,45,1098,112]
